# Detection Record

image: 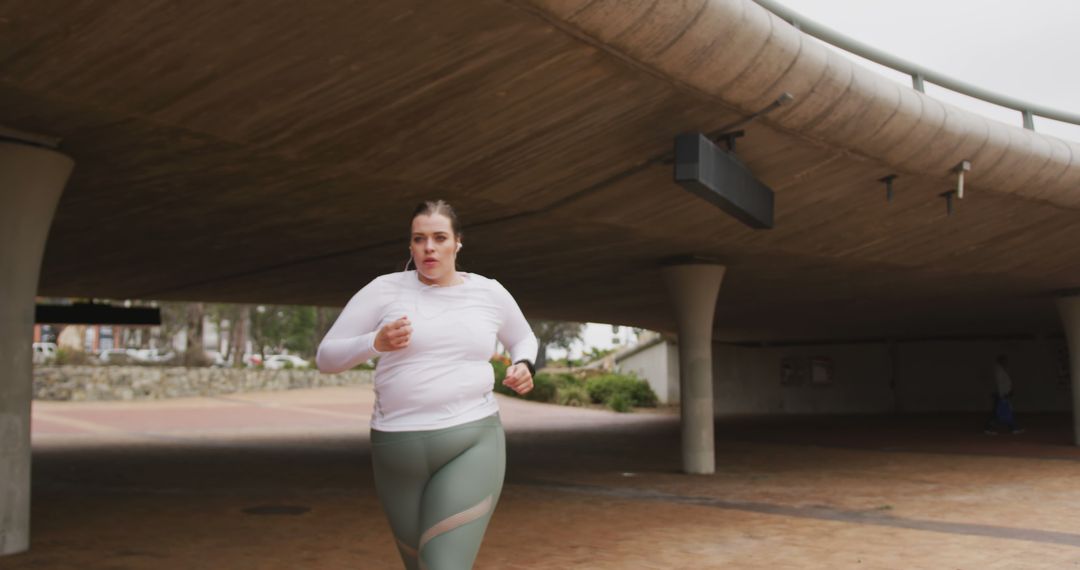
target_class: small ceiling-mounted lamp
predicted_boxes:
[878,174,898,202]
[940,190,957,216]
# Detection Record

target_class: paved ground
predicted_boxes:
[8,385,1080,569]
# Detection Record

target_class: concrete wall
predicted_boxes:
[33,366,372,401]
[715,338,1070,415]
[892,340,1069,413]
[619,337,1070,414]
[714,343,895,414]
[618,341,680,404]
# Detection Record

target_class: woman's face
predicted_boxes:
[410,213,459,282]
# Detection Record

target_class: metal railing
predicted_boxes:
[752,0,1080,131]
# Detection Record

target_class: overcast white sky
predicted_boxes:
[565,1,1080,359]
[776,0,1080,140]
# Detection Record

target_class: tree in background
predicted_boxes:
[609,324,645,347]
[249,305,282,360]
[283,306,317,356]
[183,302,207,366]
[230,307,249,367]
[157,301,188,351]
[528,320,584,370]
[207,303,249,366]
[582,346,617,363]
[53,299,336,367]
[249,305,318,359]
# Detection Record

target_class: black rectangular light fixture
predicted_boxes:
[35,303,162,326]
[673,132,774,229]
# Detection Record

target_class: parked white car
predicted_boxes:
[97,349,131,363]
[134,348,175,363]
[32,342,58,364]
[127,348,155,362]
[263,354,310,370]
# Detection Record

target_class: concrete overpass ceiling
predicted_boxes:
[3,0,1079,341]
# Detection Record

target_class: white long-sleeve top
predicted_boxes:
[317,270,538,432]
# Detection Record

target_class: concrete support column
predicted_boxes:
[1058,295,1080,446]
[1,140,73,555]
[662,262,726,474]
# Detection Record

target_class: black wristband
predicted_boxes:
[514,359,535,377]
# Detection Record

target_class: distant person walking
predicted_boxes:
[984,354,1023,435]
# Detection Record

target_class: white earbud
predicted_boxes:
[456,242,463,251]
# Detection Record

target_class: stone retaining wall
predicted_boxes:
[32,365,372,401]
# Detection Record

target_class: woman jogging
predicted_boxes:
[316,200,538,569]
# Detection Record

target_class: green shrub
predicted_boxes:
[556,384,590,407]
[550,373,585,390]
[491,365,557,403]
[54,348,92,366]
[490,364,654,411]
[629,379,658,408]
[492,380,514,397]
[607,391,632,413]
[491,358,513,396]
[585,373,658,409]
[514,373,553,402]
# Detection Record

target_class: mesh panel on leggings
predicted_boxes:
[419,495,494,551]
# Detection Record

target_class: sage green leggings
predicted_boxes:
[371,413,506,570]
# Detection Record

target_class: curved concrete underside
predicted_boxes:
[3,0,1079,341]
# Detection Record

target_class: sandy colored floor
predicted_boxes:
[8,386,1080,569]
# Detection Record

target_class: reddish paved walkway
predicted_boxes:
[9,386,1080,569]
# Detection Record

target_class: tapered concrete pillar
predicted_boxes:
[1058,295,1080,446]
[662,261,725,474]
[1,139,73,555]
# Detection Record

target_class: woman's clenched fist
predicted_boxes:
[374,316,412,352]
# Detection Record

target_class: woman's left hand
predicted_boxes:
[502,363,534,395]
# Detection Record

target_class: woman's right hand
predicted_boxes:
[374,316,412,352]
